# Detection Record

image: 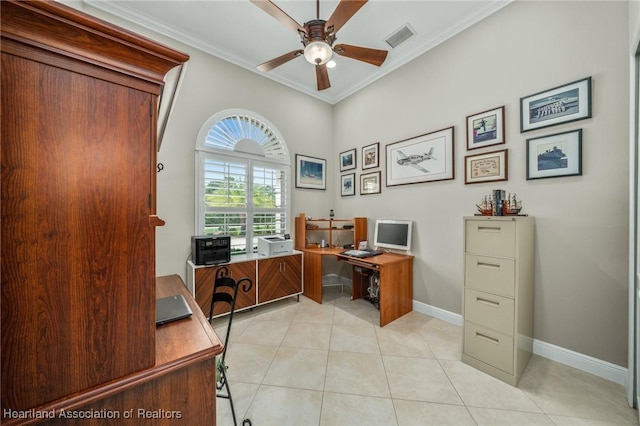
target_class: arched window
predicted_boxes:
[195,109,291,255]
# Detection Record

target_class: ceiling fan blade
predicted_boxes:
[257,49,304,72]
[333,44,388,67]
[250,0,305,34]
[315,64,331,91]
[325,0,367,34]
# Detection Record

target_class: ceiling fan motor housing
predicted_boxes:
[301,20,336,47]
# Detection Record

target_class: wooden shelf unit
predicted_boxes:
[294,213,367,250]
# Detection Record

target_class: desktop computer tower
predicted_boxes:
[191,235,231,265]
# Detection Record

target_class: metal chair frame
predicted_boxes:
[208,266,253,426]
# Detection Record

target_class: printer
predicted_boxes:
[257,235,293,257]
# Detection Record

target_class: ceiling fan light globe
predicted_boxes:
[304,41,332,65]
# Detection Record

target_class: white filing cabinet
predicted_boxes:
[462,216,535,386]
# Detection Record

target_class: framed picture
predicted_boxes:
[295,154,326,190]
[341,173,355,196]
[360,171,381,195]
[464,149,508,185]
[362,142,380,170]
[526,129,582,180]
[520,77,591,132]
[466,106,505,150]
[385,127,454,187]
[339,148,356,172]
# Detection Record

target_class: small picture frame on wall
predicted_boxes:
[526,129,582,180]
[464,149,508,185]
[341,173,355,196]
[362,142,380,170]
[295,154,326,190]
[339,148,356,172]
[466,106,505,150]
[360,171,381,195]
[520,77,592,132]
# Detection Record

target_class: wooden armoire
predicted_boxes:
[1,1,221,424]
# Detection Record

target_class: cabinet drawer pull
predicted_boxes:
[477,261,500,270]
[477,226,501,233]
[477,297,500,308]
[475,332,500,345]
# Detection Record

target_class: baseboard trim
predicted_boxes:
[412,299,627,386]
[413,299,463,327]
[532,339,627,386]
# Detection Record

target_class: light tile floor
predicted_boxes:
[211,287,638,426]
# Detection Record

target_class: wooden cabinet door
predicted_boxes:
[1,52,155,409]
[258,254,302,304]
[194,262,257,317]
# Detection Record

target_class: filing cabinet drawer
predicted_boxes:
[465,254,515,297]
[465,220,516,257]
[464,321,514,374]
[464,288,514,336]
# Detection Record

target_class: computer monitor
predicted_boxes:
[373,219,412,252]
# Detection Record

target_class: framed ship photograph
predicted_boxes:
[464,149,508,184]
[295,154,326,190]
[466,106,505,150]
[520,77,591,132]
[362,142,380,170]
[341,173,355,196]
[385,127,454,187]
[339,148,356,172]
[526,129,582,180]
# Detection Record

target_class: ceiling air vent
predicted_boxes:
[385,24,416,49]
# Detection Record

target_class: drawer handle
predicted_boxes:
[475,332,500,345]
[477,297,500,308]
[477,261,500,270]
[477,226,501,233]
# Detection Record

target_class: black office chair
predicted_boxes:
[208,266,253,426]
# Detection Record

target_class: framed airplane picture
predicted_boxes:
[385,127,454,187]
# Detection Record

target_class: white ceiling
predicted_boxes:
[86,0,510,104]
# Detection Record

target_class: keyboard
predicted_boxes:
[341,249,383,258]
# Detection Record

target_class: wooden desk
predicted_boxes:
[8,276,224,426]
[301,248,414,327]
[300,247,345,304]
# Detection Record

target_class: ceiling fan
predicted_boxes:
[250,0,388,91]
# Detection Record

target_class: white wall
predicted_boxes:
[68,1,335,284]
[72,0,630,367]
[333,1,629,366]
[155,48,334,279]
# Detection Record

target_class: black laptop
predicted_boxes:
[155,294,193,326]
